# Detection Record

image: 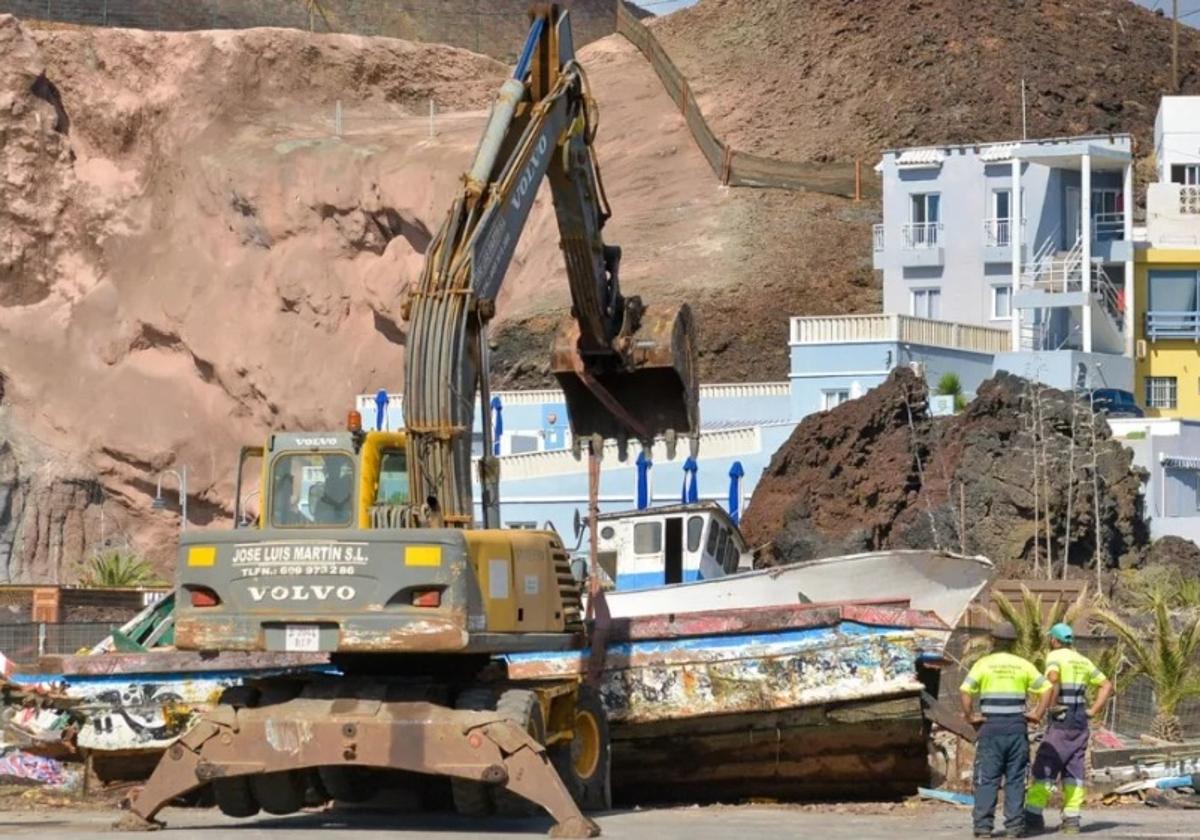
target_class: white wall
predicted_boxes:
[1156,97,1200,182]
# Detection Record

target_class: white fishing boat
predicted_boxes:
[579,503,993,628]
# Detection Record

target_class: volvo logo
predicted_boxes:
[510,134,549,213]
[247,585,356,603]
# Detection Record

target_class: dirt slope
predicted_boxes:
[652,0,1200,161]
[0,17,876,579]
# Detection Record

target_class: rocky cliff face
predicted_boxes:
[742,370,1149,574]
[0,16,508,579]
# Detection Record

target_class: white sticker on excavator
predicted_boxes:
[524,574,539,595]
[488,558,510,599]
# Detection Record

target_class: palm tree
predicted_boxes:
[1096,596,1200,742]
[969,584,1089,671]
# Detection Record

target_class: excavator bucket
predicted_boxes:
[551,303,698,458]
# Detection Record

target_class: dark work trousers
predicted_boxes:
[972,728,1030,834]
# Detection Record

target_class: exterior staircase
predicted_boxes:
[1014,235,1123,354]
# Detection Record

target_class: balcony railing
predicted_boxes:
[1146,311,1200,341]
[873,223,885,251]
[790,314,1009,354]
[983,217,1025,247]
[901,221,943,249]
[1092,212,1125,241]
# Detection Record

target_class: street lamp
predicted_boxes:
[153,466,189,531]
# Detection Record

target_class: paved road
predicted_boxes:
[0,804,1195,839]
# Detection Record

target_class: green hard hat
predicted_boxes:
[1049,623,1074,644]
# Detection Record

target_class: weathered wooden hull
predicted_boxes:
[506,602,949,802]
[6,653,331,754]
[612,696,929,801]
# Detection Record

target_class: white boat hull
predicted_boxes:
[600,549,993,628]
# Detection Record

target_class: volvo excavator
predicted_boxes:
[127,6,698,837]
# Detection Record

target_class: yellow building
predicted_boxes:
[1134,245,1200,418]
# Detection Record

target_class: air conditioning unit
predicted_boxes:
[909,361,926,378]
[1136,339,1147,360]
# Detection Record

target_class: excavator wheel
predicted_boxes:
[550,685,611,812]
[211,686,261,819]
[450,688,497,817]
[250,683,308,816]
[493,689,548,817]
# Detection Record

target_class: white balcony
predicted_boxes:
[983,217,1025,248]
[901,221,943,249]
[873,223,885,252]
[789,314,1009,354]
[1092,211,1125,241]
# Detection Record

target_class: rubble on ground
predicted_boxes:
[742,370,1148,573]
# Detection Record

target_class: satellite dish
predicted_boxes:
[572,508,584,541]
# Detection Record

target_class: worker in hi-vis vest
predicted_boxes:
[960,624,1055,838]
[1024,623,1114,835]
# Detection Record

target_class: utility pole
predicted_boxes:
[1021,78,1028,140]
[1174,0,1180,93]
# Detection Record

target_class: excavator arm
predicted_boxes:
[404,4,699,527]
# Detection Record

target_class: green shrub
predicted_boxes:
[77,551,164,588]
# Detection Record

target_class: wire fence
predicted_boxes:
[938,630,1200,741]
[0,622,120,663]
[614,1,875,200]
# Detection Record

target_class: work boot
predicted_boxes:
[1060,816,1081,834]
[973,829,992,838]
[1023,811,1045,834]
[1005,828,1027,838]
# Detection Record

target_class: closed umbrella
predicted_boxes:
[728,461,745,525]
[682,457,698,504]
[636,450,652,510]
[374,389,389,431]
[490,396,503,456]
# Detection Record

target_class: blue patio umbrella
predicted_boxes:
[682,457,698,504]
[636,450,652,510]
[374,389,389,431]
[490,396,503,456]
[728,460,745,525]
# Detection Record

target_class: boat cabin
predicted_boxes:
[590,502,751,591]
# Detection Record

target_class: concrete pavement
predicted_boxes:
[0,804,1196,839]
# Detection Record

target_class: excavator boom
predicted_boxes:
[404,4,699,526]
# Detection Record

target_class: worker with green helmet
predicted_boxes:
[1024,622,1114,835]
[960,623,1055,838]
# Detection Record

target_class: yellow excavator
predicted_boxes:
[128,5,698,837]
